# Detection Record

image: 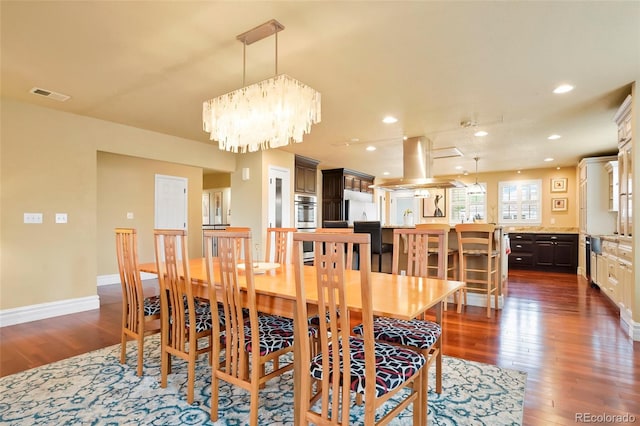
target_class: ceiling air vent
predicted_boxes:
[29,87,71,102]
[432,146,463,159]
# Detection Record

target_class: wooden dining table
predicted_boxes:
[139,258,464,425]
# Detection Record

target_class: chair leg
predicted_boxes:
[187,352,196,404]
[120,333,127,365]
[161,348,169,388]
[137,335,144,377]
[211,371,219,421]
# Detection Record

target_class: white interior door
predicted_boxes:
[155,174,188,229]
[155,174,188,258]
[268,166,291,228]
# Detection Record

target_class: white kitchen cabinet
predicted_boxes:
[578,156,619,236]
[605,161,619,212]
[596,253,607,287]
[614,95,633,237]
[617,243,633,316]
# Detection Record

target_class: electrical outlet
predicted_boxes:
[55,213,68,224]
[24,213,43,224]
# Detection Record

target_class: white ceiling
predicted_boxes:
[1,1,638,178]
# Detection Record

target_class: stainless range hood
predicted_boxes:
[373,136,465,190]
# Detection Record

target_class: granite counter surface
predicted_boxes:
[503,226,579,234]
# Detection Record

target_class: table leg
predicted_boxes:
[435,302,443,394]
[293,302,302,426]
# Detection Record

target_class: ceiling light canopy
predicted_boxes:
[202,19,321,153]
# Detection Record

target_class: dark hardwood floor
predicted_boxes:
[1,270,638,425]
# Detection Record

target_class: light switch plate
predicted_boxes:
[24,213,43,224]
[126,212,134,219]
[55,213,68,224]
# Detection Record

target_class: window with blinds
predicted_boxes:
[498,179,542,224]
[449,185,487,224]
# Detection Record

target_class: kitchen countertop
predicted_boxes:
[504,226,579,234]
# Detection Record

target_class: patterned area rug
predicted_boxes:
[0,335,526,425]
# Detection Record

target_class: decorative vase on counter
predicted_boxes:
[403,212,414,226]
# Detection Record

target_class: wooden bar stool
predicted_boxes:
[455,223,499,318]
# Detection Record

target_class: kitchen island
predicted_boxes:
[381,224,509,311]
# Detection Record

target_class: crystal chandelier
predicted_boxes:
[203,20,321,153]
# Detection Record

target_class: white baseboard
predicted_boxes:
[0,295,100,327]
[97,273,157,286]
[620,309,640,341]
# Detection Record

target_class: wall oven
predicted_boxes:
[294,194,317,262]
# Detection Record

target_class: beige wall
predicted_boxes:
[402,166,579,229]
[229,148,295,259]
[0,98,235,310]
[203,172,231,189]
[97,152,204,275]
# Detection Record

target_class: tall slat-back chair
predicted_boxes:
[293,232,425,425]
[153,229,212,404]
[455,223,499,318]
[354,226,445,413]
[265,227,297,264]
[115,228,160,376]
[204,229,297,426]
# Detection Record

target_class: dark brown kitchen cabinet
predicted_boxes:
[508,233,534,269]
[295,155,319,194]
[321,168,375,221]
[507,232,578,273]
[534,234,578,272]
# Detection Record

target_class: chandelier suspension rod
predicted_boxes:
[240,20,282,86]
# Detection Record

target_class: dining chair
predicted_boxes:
[353,220,393,272]
[353,226,445,413]
[115,228,161,376]
[315,227,355,270]
[455,223,499,318]
[203,229,300,426]
[153,229,213,404]
[223,226,251,259]
[293,232,426,425]
[265,227,297,264]
[415,223,461,312]
[306,228,355,350]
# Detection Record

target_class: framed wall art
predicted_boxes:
[422,189,446,217]
[551,177,567,193]
[213,191,223,224]
[552,198,568,212]
[202,193,210,224]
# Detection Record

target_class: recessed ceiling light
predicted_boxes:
[517,170,521,174]
[366,146,376,151]
[548,134,561,140]
[403,136,408,140]
[383,171,390,176]
[544,157,554,162]
[474,130,488,137]
[553,84,574,94]
[350,138,360,142]
[556,166,561,170]
[382,116,398,124]
[455,166,463,170]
